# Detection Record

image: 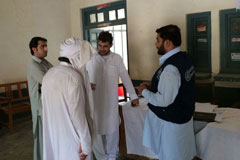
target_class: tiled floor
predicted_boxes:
[0,116,201,160]
[0,116,132,160]
[0,116,33,160]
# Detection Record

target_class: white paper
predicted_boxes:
[195,102,218,113]
[214,111,223,122]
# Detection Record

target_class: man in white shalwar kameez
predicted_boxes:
[137,25,196,160]
[86,31,139,160]
[42,37,96,160]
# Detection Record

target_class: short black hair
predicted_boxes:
[29,37,47,55]
[97,31,113,44]
[156,24,182,47]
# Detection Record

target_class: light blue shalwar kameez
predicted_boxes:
[142,48,196,160]
[27,56,53,160]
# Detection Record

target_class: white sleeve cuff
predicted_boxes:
[142,89,149,98]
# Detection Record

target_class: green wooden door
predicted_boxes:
[187,12,211,73]
[220,9,240,73]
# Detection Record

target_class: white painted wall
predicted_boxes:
[70,0,236,80]
[0,0,237,83]
[0,0,71,83]
[127,0,236,80]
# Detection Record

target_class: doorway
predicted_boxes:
[82,1,129,101]
[82,1,128,68]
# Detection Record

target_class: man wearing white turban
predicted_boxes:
[41,37,96,160]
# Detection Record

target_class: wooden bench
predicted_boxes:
[0,81,31,132]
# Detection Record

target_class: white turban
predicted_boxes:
[60,37,96,70]
[60,37,96,143]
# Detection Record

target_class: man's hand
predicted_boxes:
[131,98,139,107]
[90,83,96,91]
[80,154,87,160]
[79,145,87,160]
[139,82,151,89]
[135,85,147,97]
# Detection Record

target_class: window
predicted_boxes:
[109,10,116,21]
[90,14,96,23]
[89,25,128,68]
[97,12,104,22]
[117,8,125,19]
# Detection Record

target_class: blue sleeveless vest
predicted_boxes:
[148,51,195,124]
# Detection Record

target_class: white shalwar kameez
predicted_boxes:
[142,48,196,160]
[86,52,137,159]
[42,63,91,160]
[42,38,95,160]
[87,52,137,135]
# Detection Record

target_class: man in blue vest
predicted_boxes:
[136,24,196,160]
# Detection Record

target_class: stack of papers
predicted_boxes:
[194,102,222,122]
[195,102,218,113]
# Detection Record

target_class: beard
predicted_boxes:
[157,43,166,55]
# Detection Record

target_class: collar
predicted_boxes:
[60,61,72,67]
[32,56,43,63]
[159,47,180,65]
